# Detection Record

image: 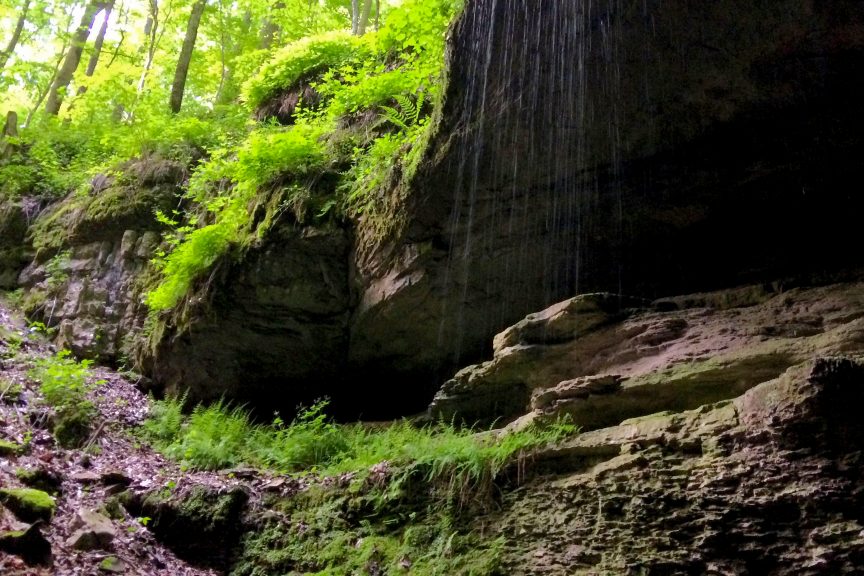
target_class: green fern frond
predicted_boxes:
[380,105,410,130]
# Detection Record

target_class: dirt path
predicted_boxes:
[0,296,234,575]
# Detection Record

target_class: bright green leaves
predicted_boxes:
[145,0,464,315]
[28,350,105,448]
[146,224,232,311]
[243,31,370,109]
[146,124,326,311]
[379,0,460,53]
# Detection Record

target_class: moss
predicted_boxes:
[52,401,96,448]
[27,157,180,259]
[79,182,176,237]
[122,485,248,569]
[0,488,56,523]
[0,439,21,456]
[231,475,505,576]
[15,466,62,494]
[0,378,22,403]
[28,193,88,255]
[99,556,126,572]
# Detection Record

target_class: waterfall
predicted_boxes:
[438,0,642,365]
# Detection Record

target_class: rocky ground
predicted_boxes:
[0,296,242,575]
[4,280,864,575]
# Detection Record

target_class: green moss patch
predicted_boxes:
[121,485,248,569]
[0,488,56,523]
[0,438,21,456]
[231,478,505,576]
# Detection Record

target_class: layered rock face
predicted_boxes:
[427,281,864,573]
[16,159,183,361]
[351,0,864,407]
[430,282,864,425]
[491,357,864,575]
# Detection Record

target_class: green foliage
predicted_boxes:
[142,397,577,487]
[146,124,326,311]
[2,0,463,317]
[252,401,350,470]
[381,92,426,131]
[145,399,252,470]
[243,31,370,109]
[28,350,103,447]
[0,110,247,202]
[140,392,185,444]
[145,223,232,311]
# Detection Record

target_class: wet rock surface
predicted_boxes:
[351,0,864,404]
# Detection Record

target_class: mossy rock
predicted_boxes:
[50,402,95,448]
[28,156,183,256]
[15,466,63,495]
[0,522,52,566]
[0,438,21,456]
[99,555,126,573]
[121,485,248,569]
[0,488,56,523]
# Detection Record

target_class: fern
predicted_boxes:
[380,92,426,131]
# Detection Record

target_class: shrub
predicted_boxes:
[243,31,370,109]
[28,350,104,448]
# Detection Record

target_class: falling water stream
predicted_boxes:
[438,0,647,365]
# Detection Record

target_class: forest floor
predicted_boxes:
[0,295,244,576]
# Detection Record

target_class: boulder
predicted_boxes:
[148,224,352,412]
[0,488,56,523]
[65,509,116,551]
[15,465,63,494]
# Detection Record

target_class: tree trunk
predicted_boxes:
[84,0,114,76]
[259,1,283,49]
[0,0,31,71]
[374,0,380,31]
[0,111,19,160]
[169,0,207,113]
[351,0,359,35]
[356,0,374,36]
[75,0,115,96]
[137,0,159,93]
[45,0,103,115]
[27,36,71,126]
